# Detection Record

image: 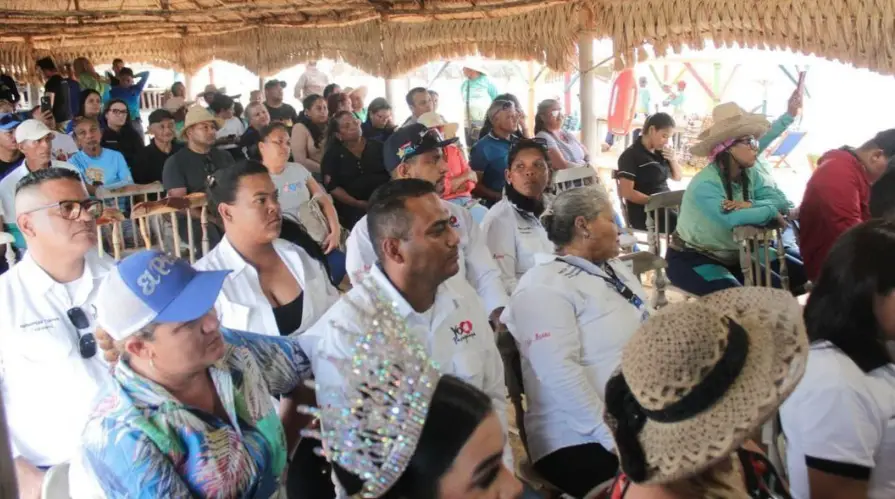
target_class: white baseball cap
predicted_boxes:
[14,119,53,143]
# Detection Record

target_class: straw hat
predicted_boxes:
[689,102,770,157]
[603,288,808,485]
[349,85,368,100]
[417,111,459,140]
[182,105,216,131]
[461,58,489,76]
[163,96,194,113]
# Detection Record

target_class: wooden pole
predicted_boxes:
[184,72,192,101]
[527,61,536,136]
[579,33,597,166]
[385,78,402,119]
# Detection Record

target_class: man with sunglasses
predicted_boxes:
[0,120,86,253]
[345,124,508,324]
[0,167,114,499]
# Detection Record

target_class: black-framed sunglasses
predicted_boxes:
[19,199,103,220]
[732,136,759,150]
[67,307,97,359]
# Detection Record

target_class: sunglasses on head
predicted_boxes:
[67,307,97,359]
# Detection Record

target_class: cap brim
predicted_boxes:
[153,270,230,324]
[409,136,459,160]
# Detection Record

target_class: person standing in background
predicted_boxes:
[108,67,150,140]
[294,61,329,101]
[35,58,72,128]
[72,58,110,103]
[460,61,498,148]
[107,58,124,86]
[637,76,651,116]
[263,80,299,132]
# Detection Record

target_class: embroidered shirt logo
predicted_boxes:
[450,320,475,344]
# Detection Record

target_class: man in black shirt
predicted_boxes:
[264,80,299,132]
[132,109,182,184]
[35,58,71,125]
[0,114,23,182]
[0,74,19,109]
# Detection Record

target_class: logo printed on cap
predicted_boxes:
[137,254,176,295]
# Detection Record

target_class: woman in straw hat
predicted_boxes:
[460,60,498,148]
[781,219,895,499]
[302,279,526,499]
[604,287,808,498]
[665,91,807,296]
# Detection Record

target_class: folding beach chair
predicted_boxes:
[766,131,808,169]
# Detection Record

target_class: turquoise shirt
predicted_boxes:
[676,114,794,264]
[460,75,499,124]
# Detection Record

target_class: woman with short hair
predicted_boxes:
[781,219,895,499]
[239,101,271,160]
[481,139,553,293]
[534,99,589,170]
[501,186,649,496]
[83,250,317,497]
[326,92,352,119]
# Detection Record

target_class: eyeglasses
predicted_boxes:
[67,307,97,359]
[732,136,759,150]
[19,199,103,220]
[550,110,564,118]
[108,108,128,116]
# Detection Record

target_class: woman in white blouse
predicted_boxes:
[534,99,589,170]
[781,219,895,499]
[501,186,649,497]
[480,139,554,294]
[291,94,328,176]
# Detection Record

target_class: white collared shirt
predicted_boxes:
[344,198,508,315]
[299,264,511,468]
[500,253,650,462]
[0,251,115,482]
[480,198,554,294]
[195,237,340,337]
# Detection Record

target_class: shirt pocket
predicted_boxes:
[8,319,76,364]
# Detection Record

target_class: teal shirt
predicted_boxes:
[638,88,651,114]
[676,113,794,264]
[460,75,499,124]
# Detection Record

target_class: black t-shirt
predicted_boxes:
[265,103,299,131]
[0,74,19,104]
[132,140,183,185]
[0,153,24,182]
[102,126,143,168]
[44,75,72,124]
[617,139,672,230]
[162,146,235,194]
[321,140,390,229]
[239,127,262,160]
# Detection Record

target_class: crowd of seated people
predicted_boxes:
[2,57,895,499]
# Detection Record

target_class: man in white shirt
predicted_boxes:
[0,120,83,250]
[294,61,329,100]
[30,105,78,161]
[301,179,510,472]
[0,167,114,499]
[345,124,508,322]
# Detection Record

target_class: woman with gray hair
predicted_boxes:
[500,186,650,497]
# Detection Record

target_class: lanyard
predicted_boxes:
[558,256,648,321]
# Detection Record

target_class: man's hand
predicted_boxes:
[775,212,788,228]
[15,458,46,499]
[787,90,803,118]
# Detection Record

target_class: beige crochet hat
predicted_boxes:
[689,102,771,157]
[603,287,808,485]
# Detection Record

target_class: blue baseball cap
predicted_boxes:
[0,113,21,131]
[96,250,230,340]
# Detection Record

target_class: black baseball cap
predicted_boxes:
[383,124,458,172]
[264,79,286,90]
[148,109,175,125]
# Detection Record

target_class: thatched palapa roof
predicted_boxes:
[0,0,893,82]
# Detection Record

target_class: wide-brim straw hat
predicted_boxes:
[603,288,808,485]
[182,105,217,130]
[417,111,459,140]
[349,85,368,100]
[689,102,771,157]
[461,58,489,76]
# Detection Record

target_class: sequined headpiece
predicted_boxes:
[300,279,440,498]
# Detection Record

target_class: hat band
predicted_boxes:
[605,317,749,482]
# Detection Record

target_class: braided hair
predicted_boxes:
[715,150,751,202]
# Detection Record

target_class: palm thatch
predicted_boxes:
[0,0,893,82]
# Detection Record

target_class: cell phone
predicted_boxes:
[40,96,51,113]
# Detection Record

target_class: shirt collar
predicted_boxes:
[216,236,249,279]
[487,132,513,144]
[20,251,104,297]
[367,264,458,321]
[114,348,232,410]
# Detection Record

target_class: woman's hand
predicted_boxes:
[722,200,752,211]
[659,145,676,162]
[321,227,340,254]
[787,90,803,117]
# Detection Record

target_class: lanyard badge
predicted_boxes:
[561,257,649,322]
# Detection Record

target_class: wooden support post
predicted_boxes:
[648,65,662,86]
[563,72,572,115]
[184,73,192,101]
[579,33,598,171]
[527,61,536,136]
